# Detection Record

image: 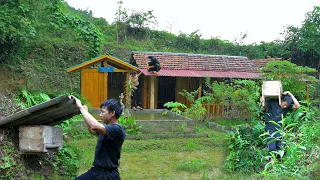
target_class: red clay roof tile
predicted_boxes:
[133,51,258,72]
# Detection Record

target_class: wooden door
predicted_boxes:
[81,69,107,108]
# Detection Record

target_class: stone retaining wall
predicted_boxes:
[126,133,208,140]
[73,119,195,134]
[137,120,195,133]
[208,122,233,133]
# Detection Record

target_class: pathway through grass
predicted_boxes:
[68,128,253,179]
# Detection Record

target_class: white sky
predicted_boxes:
[65,0,319,44]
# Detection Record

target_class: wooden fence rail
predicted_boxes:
[202,104,251,119]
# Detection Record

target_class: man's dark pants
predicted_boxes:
[75,167,120,180]
[265,123,282,156]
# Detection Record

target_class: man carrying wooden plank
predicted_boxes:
[72,96,126,180]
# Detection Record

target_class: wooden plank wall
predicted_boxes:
[187,77,200,107]
[154,77,158,109]
[142,76,158,109]
[174,77,226,118]
[203,104,224,117]
[142,76,150,109]
[176,77,188,106]
[175,77,200,107]
[141,76,236,119]
[81,69,107,108]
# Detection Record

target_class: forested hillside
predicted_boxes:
[1,0,319,95]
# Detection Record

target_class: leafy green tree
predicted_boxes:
[128,10,157,29]
[280,6,320,71]
[175,30,201,53]
[299,6,320,71]
[52,2,102,57]
[114,0,128,42]
[0,0,36,63]
[260,60,317,99]
[126,10,158,40]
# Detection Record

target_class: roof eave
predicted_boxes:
[66,55,139,73]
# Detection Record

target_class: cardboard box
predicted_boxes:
[262,80,282,105]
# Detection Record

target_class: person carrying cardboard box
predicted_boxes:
[260,81,300,160]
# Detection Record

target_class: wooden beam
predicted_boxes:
[150,76,156,109]
[143,76,149,109]
[186,78,190,107]
[114,69,129,73]
[198,78,202,99]
[125,72,131,109]
[105,72,108,101]
[67,55,139,73]
[67,55,107,73]
[106,55,139,71]
[80,68,129,73]
[155,77,158,109]
[82,69,98,72]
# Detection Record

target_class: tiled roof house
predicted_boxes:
[133,51,262,78]
[66,51,280,113]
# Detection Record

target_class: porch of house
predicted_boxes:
[140,75,244,119]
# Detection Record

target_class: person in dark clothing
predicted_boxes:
[129,71,143,110]
[260,91,300,159]
[129,53,138,67]
[146,56,161,72]
[72,96,126,180]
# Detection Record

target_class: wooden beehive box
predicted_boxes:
[19,125,63,154]
[262,80,282,105]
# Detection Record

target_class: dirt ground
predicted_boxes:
[0,93,22,118]
[0,65,25,118]
[0,77,63,179]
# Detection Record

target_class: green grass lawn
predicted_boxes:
[67,127,254,179]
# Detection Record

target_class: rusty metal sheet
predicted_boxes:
[0,95,80,128]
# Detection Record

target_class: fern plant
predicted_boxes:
[15,89,51,108]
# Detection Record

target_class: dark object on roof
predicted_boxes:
[147,56,161,72]
[0,94,80,128]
